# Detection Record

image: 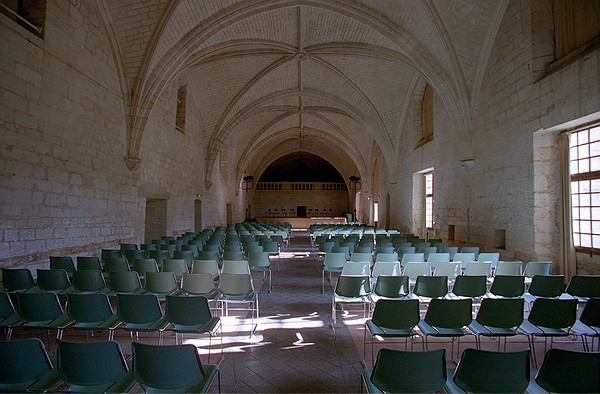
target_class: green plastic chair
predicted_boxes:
[321,252,346,293]
[197,250,220,262]
[535,348,600,393]
[165,295,223,362]
[148,250,171,268]
[119,243,138,256]
[222,250,244,261]
[418,298,473,360]
[49,256,76,275]
[332,275,370,338]
[56,339,135,393]
[192,259,221,281]
[362,348,446,394]
[104,257,131,273]
[143,271,181,299]
[407,275,448,301]
[34,268,74,294]
[218,273,258,331]
[132,342,221,393]
[125,249,147,263]
[116,293,168,344]
[162,258,189,281]
[71,270,109,294]
[132,258,160,280]
[364,299,420,366]
[493,261,523,276]
[369,275,409,304]
[448,274,487,300]
[564,275,600,303]
[0,338,61,392]
[572,297,600,352]
[65,293,121,340]
[76,256,103,271]
[248,251,272,293]
[0,290,23,339]
[108,270,145,295]
[16,291,73,342]
[181,244,200,258]
[1,268,35,293]
[523,261,553,283]
[173,250,194,267]
[486,275,525,298]
[101,249,122,262]
[452,348,531,393]
[523,274,565,306]
[519,297,578,367]
[181,273,221,312]
[468,297,524,350]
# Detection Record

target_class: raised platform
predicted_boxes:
[256,216,347,229]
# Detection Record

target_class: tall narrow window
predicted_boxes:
[175,84,187,133]
[418,84,433,146]
[425,172,434,229]
[373,201,379,224]
[569,123,600,252]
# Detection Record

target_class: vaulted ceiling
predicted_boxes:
[98,0,509,184]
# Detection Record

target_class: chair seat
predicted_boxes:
[418,321,468,336]
[366,320,417,337]
[468,320,518,337]
[168,317,221,334]
[519,320,571,336]
[222,293,255,302]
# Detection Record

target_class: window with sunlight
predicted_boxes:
[425,172,434,229]
[569,123,600,252]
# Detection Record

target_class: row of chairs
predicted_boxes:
[362,347,599,393]
[0,338,221,393]
[332,276,600,362]
[0,292,223,354]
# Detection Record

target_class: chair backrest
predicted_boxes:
[104,257,130,272]
[0,291,17,320]
[219,273,254,297]
[527,274,565,297]
[331,246,351,260]
[323,252,347,269]
[144,272,179,295]
[488,275,525,297]
[369,348,447,393]
[464,261,492,277]
[76,256,103,271]
[371,299,420,329]
[439,246,458,259]
[565,275,600,299]
[535,349,600,393]
[66,293,115,323]
[1,268,35,292]
[412,275,448,298]
[451,275,487,298]
[72,269,107,293]
[148,250,171,266]
[101,249,122,262]
[579,297,600,328]
[494,261,522,276]
[371,261,401,279]
[433,262,461,281]
[57,339,132,392]
[424,298,472,328]
[36,269,72,292]
[222,250,245,261]
[247,252,270,269]
[419,246,438,260]
[165,295,213,327]
[477,252,500,268]
[372,275,409,298]
[341,262,370,276]
[374,252,400,263]
[132,258,160,277]
[402,262,431,281]
[427,253,451,266]
[453,348,531,393]
[16,291,65,323]
[452,252,477,270]
[334,275,370,298]
[125,249,147,262]
[460,246,480,257]
[117,293,164,324]
[401,253,425,263]
[162,259,189,277]
[350,252,374,263]
[527,298,577,329]
[475,298,524,328]
[131,342,207,392]
[222,260,251,275]
[197,250,219,262]
[49,256,76,273]
[0,338,56,392]
[108,271,142,294]
[181,273,216,296]
[192,260,220,279]
[172,250,194,265]
[181,244,200,257]
[523,261,553,278]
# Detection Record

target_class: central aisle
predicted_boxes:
[216,230,364,393]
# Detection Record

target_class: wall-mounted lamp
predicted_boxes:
[242,175,254,190]
[349,175,361,191]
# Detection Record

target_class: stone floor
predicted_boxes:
[12,230,588,393]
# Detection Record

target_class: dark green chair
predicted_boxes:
[143,271,181,299]
[119,243,138,257]
[564,275,600,303]
[248,251,272,293]
[407,275,448,301]
[332,275,370,338]
[364,299,420,367]
[71,270,109,294]
[16,291,73,342]
[535,348,600,393]
[518,297,577,367]
[104,257,131,273]
[101,249,122,262]
[452,348,531,393]
[132,258,159,280]
[418,298,472,360]
[0,290,23,339]
[448,274,487,300]
[173,250,194,267]
[65,293,121,340]
[487,275,525,298]
[321,252,346,293]
[1,268,35,293]
[369,275,409,303]
[362,348,446,393]
[0,338,61,392]
[468,297,524,350]
[108,270,144,296]
[132,342,221,393]
[573,297,600,352]
[125,249,147,263]
[49,256,76,275]
[76,256,103,271]
[34,268,74,294]
[56,339,135,393]
[116,293,168,344]
[165,295,223,363]
[523,274,565,306]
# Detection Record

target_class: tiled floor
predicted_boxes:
[14,230,588,393]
